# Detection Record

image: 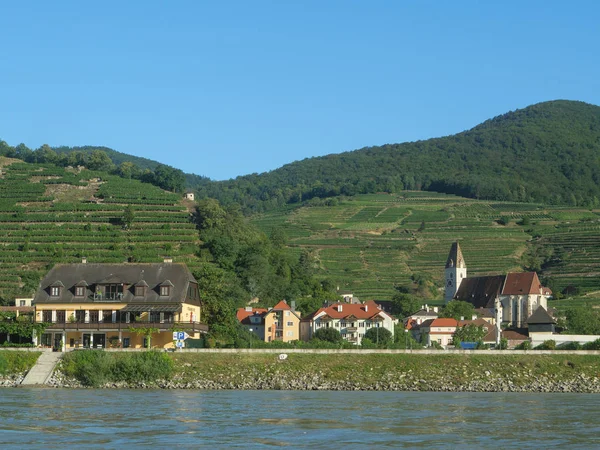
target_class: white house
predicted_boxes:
[301,300,395,345]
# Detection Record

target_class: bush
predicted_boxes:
[557,341,582,350]
[60,350,174,387]
[313,327,343,343]
[534,340,556,350]
[0,351,40,374]
[515,340,532,350]
[364,327,393,345]
[582,338,600,350]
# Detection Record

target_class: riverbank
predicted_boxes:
[45,351,600,392]
[0,351,41,387]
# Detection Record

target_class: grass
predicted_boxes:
[0,351,41,375]
[170,353,600,389]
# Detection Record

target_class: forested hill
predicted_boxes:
[192,100,600,212]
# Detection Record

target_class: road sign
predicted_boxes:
[176,340,185,348]
[172,332,178,340]
[176,331,189,340]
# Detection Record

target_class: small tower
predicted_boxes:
[444,242,467,303]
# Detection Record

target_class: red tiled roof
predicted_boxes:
[429,318,460,328]
[236,307,267,323]
[502,272,543,295]
[271,300,291,310]
[313,300,391,321]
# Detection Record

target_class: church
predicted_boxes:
[444,242,552,328]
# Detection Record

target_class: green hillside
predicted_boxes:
[252,192,600,301]
[0,157,200,300]
[195,100,600,212]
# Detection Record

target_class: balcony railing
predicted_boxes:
[44,321,209,333]
[345,327,357,332]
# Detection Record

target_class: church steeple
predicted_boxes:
[445,242,466,269]
[444,242,467,302]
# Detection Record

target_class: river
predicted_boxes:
[1,389,599,449]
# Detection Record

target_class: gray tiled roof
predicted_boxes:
[34,263,198,305]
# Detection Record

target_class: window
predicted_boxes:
[105,284,121,300]
[335,322,339,327]
[19,300,26,306]
[42,311,52,322]
[287,331,293,337]
[103,310,113,323]
[135,286,145,297]
[75,286,85,297]
[285,311,290,316]
[150,311,161,322]
[89,311,99,323]
[359,322,365,328]
[50,287,60,297]
[56,310,66,323]
[75,310,85,323]
[160,285,170,296]
[123,338,130,348]
[287,321,293,326]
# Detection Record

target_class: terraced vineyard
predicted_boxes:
[0,158,200,300]
[252,192,600,301]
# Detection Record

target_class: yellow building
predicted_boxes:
[33,260,207,350]
[237,300,301,343]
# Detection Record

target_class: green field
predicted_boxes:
[252,193,600,301]
[0,158,200,299]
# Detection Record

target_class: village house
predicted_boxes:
[445,242,552,328]
[33,259,208,351]
[404,304,439,330]
[301,300,395,345]
[236,300,301,343]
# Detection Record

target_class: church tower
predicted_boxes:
[444,242,467,303]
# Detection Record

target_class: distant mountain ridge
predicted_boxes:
[5,100,599,212]
[191,100,600,212]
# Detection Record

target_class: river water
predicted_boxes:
[1,389,599,449]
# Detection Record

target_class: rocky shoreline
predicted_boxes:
[42,368,600,393]
[7,352,600,393]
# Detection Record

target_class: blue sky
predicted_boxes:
[1,1,599,180]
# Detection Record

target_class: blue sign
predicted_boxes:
[176,331,185,340]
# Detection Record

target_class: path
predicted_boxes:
[20,351,62,386]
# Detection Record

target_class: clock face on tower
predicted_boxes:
[447,279,453,287]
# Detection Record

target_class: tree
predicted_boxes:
[452,324,486,346]
[123,205,135,229]
[313,327,342,343]
[563,307,600,335]
[440,300,475,321]
[364,326,392,345]
[391,292,421,318]
[87,150,114,171]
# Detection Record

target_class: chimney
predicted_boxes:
[433,306,438,313]
[291,300,296,311]
[81,257,87,264]
[163,256,173,263]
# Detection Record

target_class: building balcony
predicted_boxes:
[345,327,357,332]
[43,321,209,333]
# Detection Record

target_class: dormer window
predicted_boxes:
[135,279,149,297]
[159,280,173,297]
[75,286,85,297]
[49,280,64,297]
